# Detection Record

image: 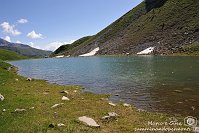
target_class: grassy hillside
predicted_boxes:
[55,0,199,56]
[0,49,27,61]
[52,36,93,56]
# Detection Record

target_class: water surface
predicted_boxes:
[10,56,199,117]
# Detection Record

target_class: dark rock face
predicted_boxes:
[145,0,168,12]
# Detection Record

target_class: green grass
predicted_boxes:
[0,49,27,61]
[0,61,190,132]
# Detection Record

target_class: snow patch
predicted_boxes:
[79,47,99,57]
[55,55,64,58]
[137,47,155,55]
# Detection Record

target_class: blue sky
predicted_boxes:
[0,0,142,51]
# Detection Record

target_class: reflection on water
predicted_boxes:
[10,56,199,117]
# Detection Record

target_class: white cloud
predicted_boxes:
[27,30,43,39]
[44,40,75,51]
[0,22,21,36]
[4,36,11,42]
[17,19,28,24]
[16,40,21,43]
[28,42,41,49]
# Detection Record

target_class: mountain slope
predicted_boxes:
[51,36,92,56]
[0,39,52,58]
[0,49,27,61]
[55,0,199,56]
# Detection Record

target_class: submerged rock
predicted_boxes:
[0,94,4,101]
[114,94,119,96]
[51,103,64,108]
[78,116,100,127]
[62,96,70,101]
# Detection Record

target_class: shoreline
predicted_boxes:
[0,60,189,132]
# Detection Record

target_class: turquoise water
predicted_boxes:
[10,56,199,117]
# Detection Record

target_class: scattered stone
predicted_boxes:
[51,103,64,108]
[15,78,19,81]
[0,94,4,101]
[57,123,65,127]
[48,124,55,128]
[78,116,100,127]
[14,108,26,112]
[73,90,77,93]
[101,112,119,121]
[62,96,70,101]
[43,92,49,95]
[191,106,195,111]
[3,109,6,112]
[101,116,111,120]
[60,90,69,94]
[177,102,183,104]
[26,78,32,81]
[123,103,131,107]
[108,112,119,117]
[174,90,183,93]
[183,88,192,91]
[30,107,35,110]
[108,102,116,106]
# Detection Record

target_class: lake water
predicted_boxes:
[10,56,199,117]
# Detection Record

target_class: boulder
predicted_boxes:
[51,103,64,108]
[78,116,100,127]
[2,109,6,112]
[0,94,4,101]
[62,96,70,101]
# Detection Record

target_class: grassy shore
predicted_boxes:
[0,59,191,133]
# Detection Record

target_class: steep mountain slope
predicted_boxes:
[51,36,92,56]
[0,49,27,61]
[0,39,52,58]
[55,0,199,56]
